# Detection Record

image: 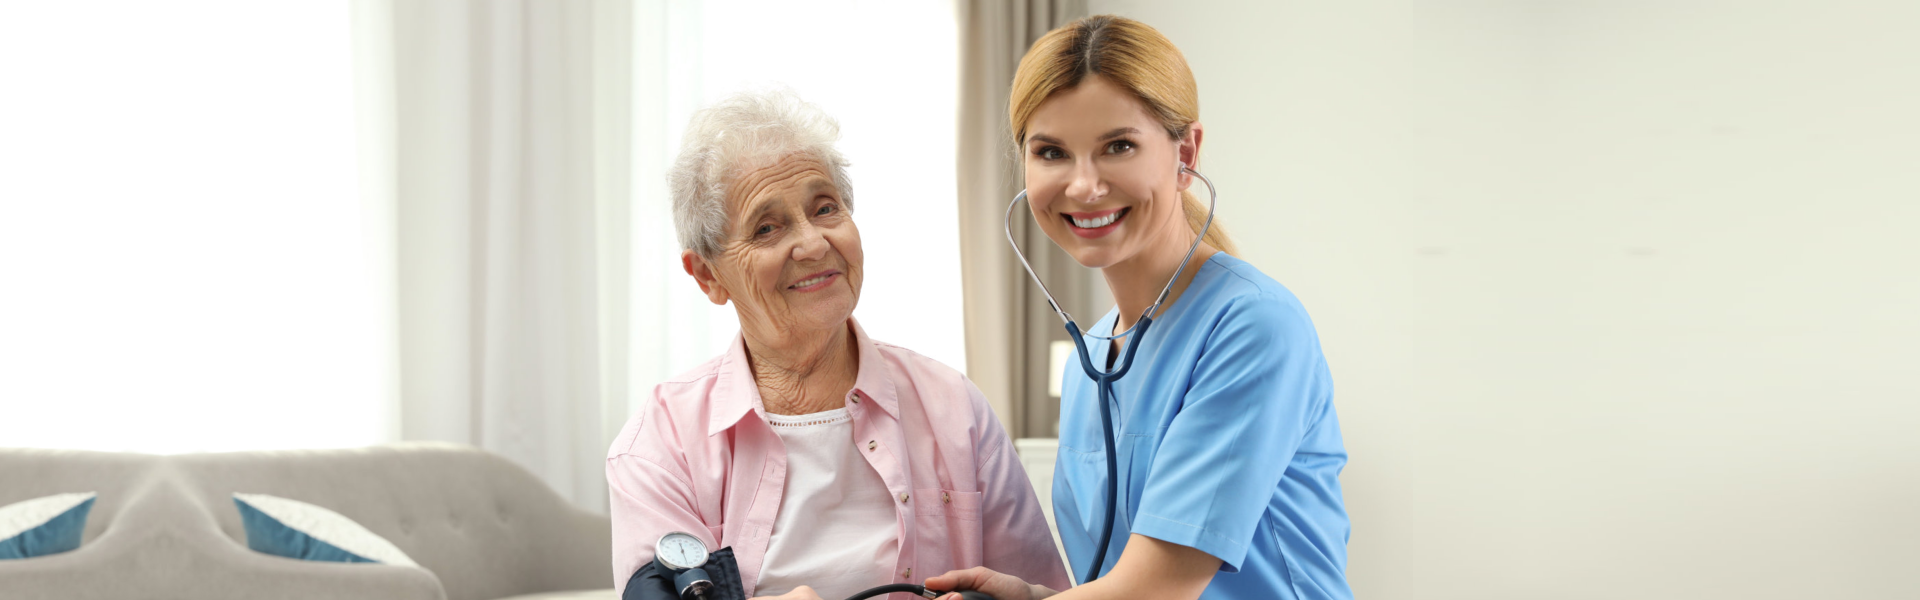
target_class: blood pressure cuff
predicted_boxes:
[623,547,745,600]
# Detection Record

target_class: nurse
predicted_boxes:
[927,15,1352,600]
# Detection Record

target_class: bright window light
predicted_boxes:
[0,2,389,453]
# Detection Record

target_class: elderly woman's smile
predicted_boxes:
[788,271,838,290]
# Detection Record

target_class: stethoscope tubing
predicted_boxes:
[1003,164,1218,584]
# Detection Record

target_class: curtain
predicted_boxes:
[359,0,633,512]
[957,0,1091,439]
[626,0,745,421]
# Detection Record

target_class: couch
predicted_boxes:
[0,443,614,600]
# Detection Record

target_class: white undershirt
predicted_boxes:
[754,408,900,600]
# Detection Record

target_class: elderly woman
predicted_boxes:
[607,89,1070,600]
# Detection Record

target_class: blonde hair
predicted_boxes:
[1009,15,1235,255]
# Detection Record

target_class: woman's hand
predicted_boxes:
[752,585,826,600]
[924,567,1054,600]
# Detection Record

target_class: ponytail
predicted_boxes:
[1181,188,1235,255]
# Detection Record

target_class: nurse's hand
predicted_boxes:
[751,585,826,600]
[925,567,1056,600]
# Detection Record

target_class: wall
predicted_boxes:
[1084,1,1920,597]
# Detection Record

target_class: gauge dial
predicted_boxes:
[654,531,709,570]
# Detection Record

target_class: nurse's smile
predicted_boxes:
[1065,207,1130,238]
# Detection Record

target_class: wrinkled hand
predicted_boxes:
[752,585,827,600]
[923,566,1042,600]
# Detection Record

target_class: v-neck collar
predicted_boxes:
[1085,253,1225,371]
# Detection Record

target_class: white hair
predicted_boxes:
[669,88,854,258]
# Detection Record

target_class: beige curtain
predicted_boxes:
[365,0,633,513]
[957,0,1090,440]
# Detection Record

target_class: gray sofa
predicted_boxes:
[0,443,614,600]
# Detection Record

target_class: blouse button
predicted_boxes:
[898,492,909,503]
[903,568,912,580]
[942,492,950,504]
[867,440,877,451]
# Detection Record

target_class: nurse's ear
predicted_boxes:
[1175,122,1204,192]
[682,250,731,306]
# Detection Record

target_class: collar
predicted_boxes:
[707,318,900,436]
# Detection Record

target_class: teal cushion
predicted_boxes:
[0,492,96,560]
[232,493,418,566]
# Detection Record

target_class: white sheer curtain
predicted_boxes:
[627,0,740,422]
[358,0,632,513]
[0,1,392,454]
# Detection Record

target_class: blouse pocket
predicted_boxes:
[916,489,981,520]
[915,489,983,571]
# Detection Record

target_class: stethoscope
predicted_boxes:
[1004,161,1217,585]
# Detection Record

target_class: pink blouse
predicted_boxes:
[606,320,1070,598]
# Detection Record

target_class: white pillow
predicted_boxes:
[232,493,418,567]
[0,492,97,559]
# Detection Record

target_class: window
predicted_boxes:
[0,2,390,453]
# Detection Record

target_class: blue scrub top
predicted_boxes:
[1054,253,1351,600]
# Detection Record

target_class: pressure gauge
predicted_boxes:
[654,531,710,571]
